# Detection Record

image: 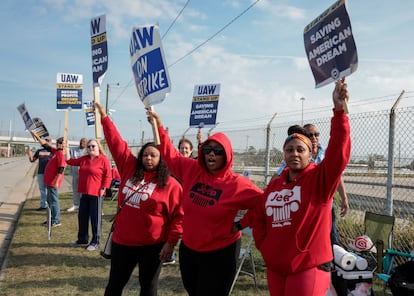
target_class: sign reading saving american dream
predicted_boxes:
[304,0,357,88]
[56,73,83,110]
[129,24,171,107]
[91,15,108,86]
[189,83,220,128]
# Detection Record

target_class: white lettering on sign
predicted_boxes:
[136,69,166,98]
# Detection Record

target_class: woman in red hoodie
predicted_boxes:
[147,110,263,296]
[95,103,184,296]
[249,78,351,296]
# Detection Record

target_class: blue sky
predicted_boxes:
[1,0,413,143]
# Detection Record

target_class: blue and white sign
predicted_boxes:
[129,24,171,107]
[16,103,49,138]
[189,83,220,128]
[56,73,83,110]
[30,117,49,139]
[304,0,358,88]
[91,14,108,87]
[84,101,95,126]
[16,103,34,131]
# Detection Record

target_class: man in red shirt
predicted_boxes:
[32,132,66,227]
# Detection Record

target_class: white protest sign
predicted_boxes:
[129,24,171,108]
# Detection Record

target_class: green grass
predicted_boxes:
[0,193,268,295]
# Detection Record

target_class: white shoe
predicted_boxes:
[86,244,98,251]
[67,205,79,212]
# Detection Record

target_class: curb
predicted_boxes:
[0,163,37,282]
[0,164,72,282]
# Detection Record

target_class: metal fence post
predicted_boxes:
[264,113,277,185]
[386,90,405,215]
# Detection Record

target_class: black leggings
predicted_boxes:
[179,239,241,296]
[104,241,164,296]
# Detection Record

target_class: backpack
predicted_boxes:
[389,261,414,296]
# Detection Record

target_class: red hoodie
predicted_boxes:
[157,126,263,252]
[102,116,183,247]
[252,110,351,275]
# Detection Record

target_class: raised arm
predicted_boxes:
[332,77,349,111]
[30,130,47,146]
[94,101,108,119]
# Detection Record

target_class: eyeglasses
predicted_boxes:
[87,145,96,149]
[202,145,224,156]
[308,132,320,137]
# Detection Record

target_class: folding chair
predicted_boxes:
[364,211,395,250]
[360,211,406,294]
[107,179,120,201]
[229,227,257,295]
[110,187,119,201]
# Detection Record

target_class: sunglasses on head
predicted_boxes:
[87,145,96,149]
[202,145,224,156]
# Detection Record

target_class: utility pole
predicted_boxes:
[105,83,120,114]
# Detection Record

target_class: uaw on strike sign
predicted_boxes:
[304,0,358,88]
[189,83,220,128]
[129,24,171,107]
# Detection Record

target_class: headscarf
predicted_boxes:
[283,133,312,151]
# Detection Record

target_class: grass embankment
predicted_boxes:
[0,194,267,295]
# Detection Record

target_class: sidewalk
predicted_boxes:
[0,157,72,280]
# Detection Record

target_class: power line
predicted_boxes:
[110,0,191,108]
[162,0,191,40]
[168,0,262,68]
[218,91,412,126]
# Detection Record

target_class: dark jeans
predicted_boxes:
[77,194,103,245]
[179,239,241,296]
[105,241,164,296]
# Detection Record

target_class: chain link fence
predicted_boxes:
[170,106,414,254]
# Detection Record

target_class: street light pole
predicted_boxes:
[300,97,305,125]
[208,122,219,137]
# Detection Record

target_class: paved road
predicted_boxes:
[0,157,72,280]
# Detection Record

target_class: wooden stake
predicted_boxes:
[94,86,102,139]
[64,109,69,155]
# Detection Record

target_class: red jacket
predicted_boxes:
[43,147,65,188]
[102,116,183,247]
[157,126,263,252]
[252,110,351,275]
[66,155,111,197]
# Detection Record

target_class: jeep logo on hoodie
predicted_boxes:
[265,186,301,227]
[189,183,222,207]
